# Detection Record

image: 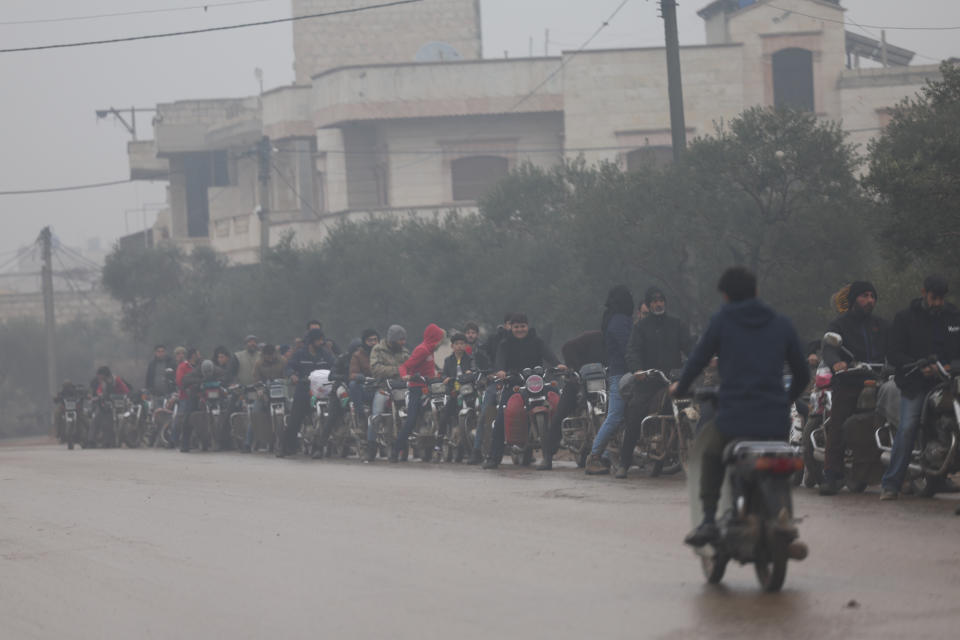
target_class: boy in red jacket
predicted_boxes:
[395,323,445,462]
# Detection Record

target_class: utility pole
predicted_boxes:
[39,227,57,406]
[660,0,687,162]
[257,136,271,262]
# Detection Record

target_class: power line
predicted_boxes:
[0,0,275,27]
[765,3,960,31]
[53,249,111,317]
[844,14,943,65]
[269,160,329,230]
[0,0,422,54]
[0,179,135,196]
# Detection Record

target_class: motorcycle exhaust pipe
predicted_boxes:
[787,541,809,561]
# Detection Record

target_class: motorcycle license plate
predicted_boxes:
[64,401,77,410]
[113,401,126,410]
[391,389,406,403]
[207,390,220,399]
[270,386,286,400]
[430,382,446,395]
[585,379,606,394]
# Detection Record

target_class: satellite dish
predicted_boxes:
[415,42,463,62]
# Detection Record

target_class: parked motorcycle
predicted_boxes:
[876,357,960,497]
[500,367,560,467]
[689,389,808,592]
[442,371,486,463]
[559,363,608,468]
[268,378,290,455]
[415,376,448,462]
[90,393,126,448]
[117,389,149,449]
[302,369,336,458]
[369,379,405,458]
[230,384,269,451]
[321,374,358,458]
[60,390,88,450]
[804,332,887,491]
[619,369,693,475]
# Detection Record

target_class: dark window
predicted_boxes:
[211,150,231,187]
[183,153,210,238]
[451,155,509,202]
[626,146,673,171]
[773,48,814,111]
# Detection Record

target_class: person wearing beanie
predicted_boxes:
[881,274,960,501]
[280,328,335,458]
[367,325,410,463]
[395,323,446,462]
[819,280,889,496]
[620,286,694,477]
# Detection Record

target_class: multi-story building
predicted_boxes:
[127,0,945,264]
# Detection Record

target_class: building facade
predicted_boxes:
[127,0,945,264]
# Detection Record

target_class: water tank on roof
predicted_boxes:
[415,42,463,62]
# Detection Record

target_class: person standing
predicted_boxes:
[880,275,960,500]
[233,335,260,387]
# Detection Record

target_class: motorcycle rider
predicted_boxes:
[463,322,485,363]
[586,285,635,476]
[484,313,564,470]
[175,350,201,452]
[281,328,335,457]
[395,324,446,462]
[819,281,889,496]
[306,320,342,357]
[213,346,237,384]
[440,333,477,444]
[238,344,286,453]
[349,329,380,444]
[615,286,695,477]
[880,275,960,500]
[671,267,809,547]
[233,336,260,387]
[145,345,175,404]
[468,315,514,465]
[367,325,410,463]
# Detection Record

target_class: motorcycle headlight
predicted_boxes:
[525,375,544,394]
[585,378,606,394]
[391,389,407,403]
[430,381,447,395]
[459,383,474,396]
[269,384,286,400]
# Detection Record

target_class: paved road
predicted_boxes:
[2,444,959,639]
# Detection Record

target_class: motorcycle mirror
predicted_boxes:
[822,332,843,348]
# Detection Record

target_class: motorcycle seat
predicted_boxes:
[723,440,795,465]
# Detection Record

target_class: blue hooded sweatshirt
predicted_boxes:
[676,298,809,439]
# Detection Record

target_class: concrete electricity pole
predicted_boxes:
[257,136,271,262]
[39,227,57,403]
[660,0,687,162]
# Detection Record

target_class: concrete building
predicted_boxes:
[127,0,947,264]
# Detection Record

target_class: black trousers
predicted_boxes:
[699,421,733,520]
[824,384,860,482]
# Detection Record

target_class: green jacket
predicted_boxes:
[370,341,410,381]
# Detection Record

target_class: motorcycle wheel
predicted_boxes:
[273,414,286,457]
[801,416,824,488]
[754,535,789,593]
[701,552,728,585]
[124,421,141,449]
[915,475,939,498]
[67,423,75,450]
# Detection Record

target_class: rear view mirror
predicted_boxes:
[822,332,842,348]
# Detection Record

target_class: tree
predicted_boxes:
[102,244,183,343]
[866,61,960,277]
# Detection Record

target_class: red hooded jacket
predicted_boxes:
[399,324,444,388]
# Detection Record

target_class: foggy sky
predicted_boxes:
[1,0,957,259]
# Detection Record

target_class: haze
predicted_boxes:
[1,0,958,258]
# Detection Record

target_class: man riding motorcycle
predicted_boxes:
[395,323,445,462]
[819,281,889,495]
[672,267,809,547]
[367,325,410,463]
[349,329,380,440]
[880,275,960,500]
[281,328,335,457]
[484,313,565,470]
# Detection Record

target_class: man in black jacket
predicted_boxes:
[145,345,175,398]
[484,314,564,469]
[440,334,476,442]
[880,275,960,500]
[281,328,335,458]
[819,281,889,495]
[617,287,695,476]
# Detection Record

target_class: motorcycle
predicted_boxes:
[559,363,608,468]
[500,366,560,467]
[90,393,127,448]
[876,357,960,497]
[230,383,270,451]
[117,389,149,449]
[60,390,88,450]
[442,371,487,463]
[189,380,227,452]
[618,369,692,476]
[413,376,448,462]
[346,377,378,460]
[689,389,808,592]
[268,378,290,455]
[805,332,887,492]
[369,379,406,458]
[321,374,358,458]
[302,369,337,458]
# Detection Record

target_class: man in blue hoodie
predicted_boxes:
[672,267,809,547]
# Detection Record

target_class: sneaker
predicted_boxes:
[684,521,719,547]
[614,464,628,479]
[482,458,499,470]
[879,489,898,501]
[585,454,610,476]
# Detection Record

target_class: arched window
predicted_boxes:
[626,146,673,171]
[773,48,814,111]
[451,155,509,202]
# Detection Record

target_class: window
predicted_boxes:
[773,48,815,111]
[211,150,231,187]
[451,155,509,202]
[626,146,673,171]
